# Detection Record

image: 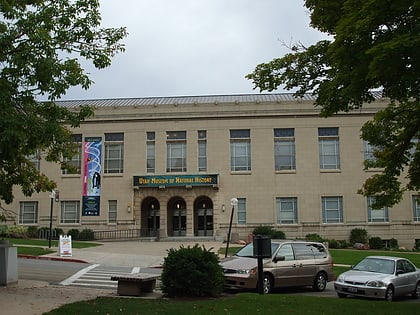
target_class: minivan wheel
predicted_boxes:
[313,272,327,292]
[262,273,273,294]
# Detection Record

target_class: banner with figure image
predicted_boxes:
[82,137,102,216]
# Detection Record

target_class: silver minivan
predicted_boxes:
[220,240,334,294]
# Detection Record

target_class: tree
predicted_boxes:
[0,0,127,204]
[246,0,419,208]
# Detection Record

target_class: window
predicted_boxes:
[367,196,389,222]
[60,201,80,224]
[198,130,207,172]
[230,129,251,171]
[104,133,124,174]
[108,200,117,224]
[318,128,340,169]
[28,150,40,171]
[363,140,377,163]
[19,201,38,224]
[274,128,295,170]
[322,196,343,223]
[166,131,187,172]
[413,196,420,222]
[146,132,155,173]
[237,198,247,224]
[62,134,82,174]
[276,197,298,224]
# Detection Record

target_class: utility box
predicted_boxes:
[0,240,18,285]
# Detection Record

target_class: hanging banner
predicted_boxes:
[82,137,102,216]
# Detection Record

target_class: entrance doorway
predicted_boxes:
[141,197,160,237]
[168,198,186,236]
[194,197,213,236]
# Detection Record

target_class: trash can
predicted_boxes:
[0,240,18,285]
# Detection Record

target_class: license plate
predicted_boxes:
[348,287,358,293]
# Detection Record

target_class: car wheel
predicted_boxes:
[262,273,273,294]
[313,272,327,292]
[385,285,394,302]
[412,282,420,299]
[337,293,347,298]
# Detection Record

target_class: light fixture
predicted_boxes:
[221,204,226,212]
[127,205,132,213]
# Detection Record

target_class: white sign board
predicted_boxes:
[58,235,72,257]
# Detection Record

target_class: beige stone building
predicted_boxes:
[6,93,420,248]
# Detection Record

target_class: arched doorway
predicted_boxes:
[167,197,186,236]
[194,197,213,236]
[141,197,160,237]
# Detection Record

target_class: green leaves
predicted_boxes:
[246,0,420,207]
[0,0,127,203]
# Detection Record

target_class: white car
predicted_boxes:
[334,256,420,301]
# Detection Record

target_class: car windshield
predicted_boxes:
[352,257,395,274]
[234,242,280,258]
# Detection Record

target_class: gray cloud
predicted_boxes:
[63,0,327,100]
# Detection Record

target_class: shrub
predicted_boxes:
[79,229,94,241]
[305,234,325,242]
[252,226,285,239]
[389,238,398,249]
[369,236,383,249]
[349,228,368,245]
[0,225,7,237]
[326,239,348,249]
[7,225,27,238]
[160,244,224,297]
[67,229,80,240]
[53,228,64,238]
[26,226,39,238]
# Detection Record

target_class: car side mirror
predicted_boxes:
[273,255,285,263]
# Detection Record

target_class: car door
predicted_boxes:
[291,243,316,286]
[393,259,414,296]
[270,243,298,288]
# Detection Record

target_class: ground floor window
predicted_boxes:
[237,198,247,224]
[276,197,298,224]
[413,196,420,222]
[108,200,117,223]
[322,196,343,223]
[367,197,389,222]
[19,201,38,224]
[60,201,80,224]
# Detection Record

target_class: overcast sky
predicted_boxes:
[62,0,327,100]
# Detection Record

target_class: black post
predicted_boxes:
[255,235,264,294]
[224,204,235,258]
[48,196,53,248]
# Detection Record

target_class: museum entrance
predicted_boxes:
[141,197,160,237]
[194,197,213,236]
[168,197,186,236]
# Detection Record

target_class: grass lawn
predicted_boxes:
[4,237,101,256]
[44,293,420,315]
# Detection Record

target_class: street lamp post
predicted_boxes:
[48,190,59,248]
[225,198,238,258]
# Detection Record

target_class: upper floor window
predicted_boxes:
[413,196,420,222]
[104,133,124,174]
[367,196,389,223]
[276,197,298,224]
[19,201,38,225]
[237,198,247,224]
[363,140,377,163]
[318,127,340,169]
[146,132,155,173]
[167,131,186,172]
[62,134,82,175]
[60,201,80,224]
[28,150,40,171]
[322,196,343,223]
[274,128,295,171]
[198,130,207,172]
[230,129,251,172]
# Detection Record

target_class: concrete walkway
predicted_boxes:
[2,239,225,315]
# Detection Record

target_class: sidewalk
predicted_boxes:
[3,239,224,315]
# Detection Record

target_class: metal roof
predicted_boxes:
[55,91,384,108]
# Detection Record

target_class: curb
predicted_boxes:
[18,254,88,264]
